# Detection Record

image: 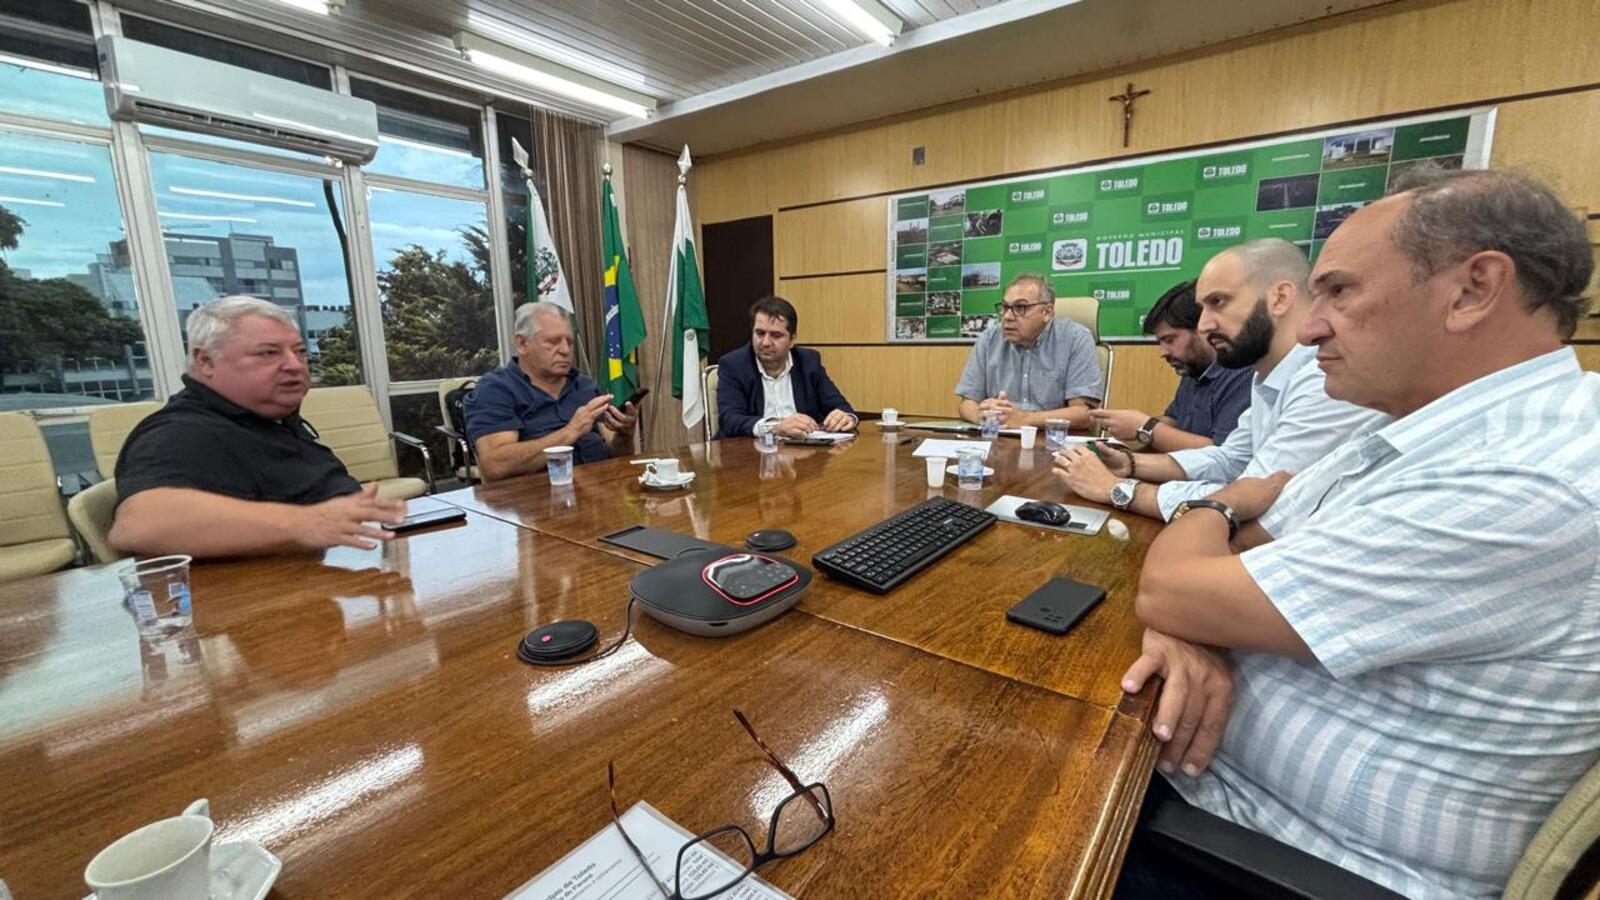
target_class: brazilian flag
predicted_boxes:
[600,175,646,405]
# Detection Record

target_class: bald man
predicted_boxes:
[1054,238,1385,520]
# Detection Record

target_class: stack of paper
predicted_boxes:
[911,439,992,459]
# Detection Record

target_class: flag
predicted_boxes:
[510,139,586,370]
[601,172,645,406]
[665,146,710,428]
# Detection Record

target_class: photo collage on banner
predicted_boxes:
[888,111,1490,342]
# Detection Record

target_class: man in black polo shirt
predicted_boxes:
[1088,280,1253,451]
[111,296,405,558]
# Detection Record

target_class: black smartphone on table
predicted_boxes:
[390,507,467,534]
[1006,576,1106,635]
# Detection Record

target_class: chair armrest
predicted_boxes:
[389,431,437,495]
[1143,795,1405,900]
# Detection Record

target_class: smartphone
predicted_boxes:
[390,506,467,534]
[1005,577,1106,635]
[622,387,650,407]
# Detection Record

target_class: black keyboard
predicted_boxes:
[811,497,997,594]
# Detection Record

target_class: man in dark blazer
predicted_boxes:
[715,296,858,439]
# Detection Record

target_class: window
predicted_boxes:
[146,151,362,385]
[366,187,495,381]
[0,0,105,125]
[0,129,154,405]
[351,78,485,190]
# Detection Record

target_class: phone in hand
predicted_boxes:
[1006,577,1106,635]
[623,387,650,408]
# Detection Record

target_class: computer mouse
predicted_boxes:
[746,529,797,551]
[1016,500,1073,527]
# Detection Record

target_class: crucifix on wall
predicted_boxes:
[1108,82,1152,147]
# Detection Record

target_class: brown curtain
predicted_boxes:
[622,144,695,454]
[529,106,605,375]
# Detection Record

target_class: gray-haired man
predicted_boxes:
[954,273,1104,429]
[112,295,405,559]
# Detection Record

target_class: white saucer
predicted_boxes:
[947,464,996,477]
[85,841,280,900]
[639,472,695,491]
[877,421,902,431]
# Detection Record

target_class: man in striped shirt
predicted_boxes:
[1117,168,1599,899]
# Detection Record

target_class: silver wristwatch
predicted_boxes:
[1110,478,1139,510]
[1135,416,1159,448]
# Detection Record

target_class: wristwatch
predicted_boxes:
[1172,499,1239,539]
[1110,478,1139,510]
[1135,416,1160,448]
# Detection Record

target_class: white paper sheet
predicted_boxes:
[802,431,855,442]
[505,801,793,900]
[911,439,992,459]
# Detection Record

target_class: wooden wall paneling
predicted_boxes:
[780,273,887,344]
[774,197,887,277]
[815,345,971,416]
[1493,91,1600,209]
[621,145,694,455]
[1103,344,1181,416]
[697,0,1600,216]
[1575,344,1600,373]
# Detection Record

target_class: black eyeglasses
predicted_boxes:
[607,709,835,900]
[994,300,1047,317]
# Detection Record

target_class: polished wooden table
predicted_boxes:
[0,434,1161,899]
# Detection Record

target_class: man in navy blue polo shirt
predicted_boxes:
[466,301,637,481]
[1089,279,1252,451]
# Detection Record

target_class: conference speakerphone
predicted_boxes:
[812,496,997,594]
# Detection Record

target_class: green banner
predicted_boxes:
[888,110,1491,341]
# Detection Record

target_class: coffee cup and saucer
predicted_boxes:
[83,799,280,900]
[635,457,695,491]
[877,407,902,431]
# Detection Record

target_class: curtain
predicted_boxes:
[529,106,605,375]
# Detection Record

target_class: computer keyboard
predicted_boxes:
[811,496,997,594]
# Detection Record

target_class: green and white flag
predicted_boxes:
[663,145,709,428]
[511,138,582,371]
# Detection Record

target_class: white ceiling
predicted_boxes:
[124,0,1394,154]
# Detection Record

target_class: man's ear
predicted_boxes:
[1268,279,1297,315]
[1442,250,1515,334]
[191,348,212,378]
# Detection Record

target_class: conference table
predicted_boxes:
[0,427,1163,898]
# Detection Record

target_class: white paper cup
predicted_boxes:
[1019,425,1038,449]
[543,445,575,486]
[85,805,212,900]
[925,456,947,488]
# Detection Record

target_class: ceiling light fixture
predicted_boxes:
[814,0,903,47]
[0,195,65,208]
[266,0,343,15]
[159,212,259,223]
[453,31,656,120]
[169,186,315,208]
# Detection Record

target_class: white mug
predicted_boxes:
[645,458,681,482]
[925,456,947,488]
[85,799,212,900]
[881,407,900,425]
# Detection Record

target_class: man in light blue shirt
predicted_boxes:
[954,273,1104,430]
[1118,169,1599,899]
[1055,239,1383,520]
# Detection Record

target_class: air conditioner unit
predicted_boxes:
[97,35,379,164]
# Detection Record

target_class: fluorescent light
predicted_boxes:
[169,186,316,208]
[0,51,98,80]
[266,0,338,14]
[454,31,656,119]
[815,0,903,46]
[0,166,95,184]
[160,212,259,223]
[0,195,65,208]
[464,14,650,91]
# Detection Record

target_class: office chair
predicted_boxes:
[0,413,78,582]
[1055,295,1115,405]
[89,401,160,481]
[67,478,123,565]
[435,377,479,483]
[702,364,720,442]
[298,386,434,500]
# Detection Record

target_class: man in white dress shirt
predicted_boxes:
[1114,168,1600,899]
[1055,238,1384,519]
